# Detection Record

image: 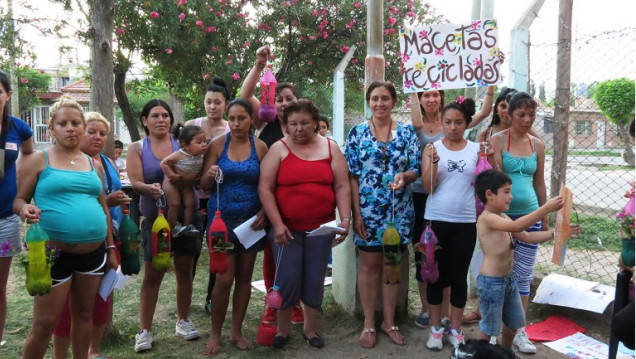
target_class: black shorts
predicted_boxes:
[141,218,202,262]
[356,244,406,254]
[50,243,107,287]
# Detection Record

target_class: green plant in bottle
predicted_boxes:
[25,223,52,296]
[119,209,140,275]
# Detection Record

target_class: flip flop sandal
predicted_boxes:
[203,342,221,356]
[462,310,482,324]
[230,338,254,351]
[381,324,406,346]
[359,328,376,349]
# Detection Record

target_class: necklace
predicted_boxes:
[68,152,83,165]
[371,119,392,171]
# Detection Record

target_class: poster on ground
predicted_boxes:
[399,19,502,93]
[544,332,609,359]
[552,184,573,266]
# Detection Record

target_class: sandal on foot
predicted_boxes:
[462,310,482,324]
[303,333,325,349]
[359,328,376,349]
[230,338,254,351]
[381,324,406,346]
[203,342,221,356]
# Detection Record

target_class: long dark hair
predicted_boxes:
[0,70,11,135]
[140,99,174,135]
[207,77,230,101]
[488,88,518,128]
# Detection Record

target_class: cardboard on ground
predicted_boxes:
[533,273,614,314]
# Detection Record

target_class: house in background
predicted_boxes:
[25,76,130,149]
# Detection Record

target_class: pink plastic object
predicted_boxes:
[419,222,439,283]
[625,194,635,216]
[258,65,277,123]
[474,151,493,216]
[265,285,283,310]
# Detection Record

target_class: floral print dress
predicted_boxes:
[345,121,421,247]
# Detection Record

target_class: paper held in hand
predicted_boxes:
[552,184,573,266]
[307,220,342,237]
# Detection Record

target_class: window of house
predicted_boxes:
[574,120,591,136]
[543,117,554,134]
[32,106,51,143]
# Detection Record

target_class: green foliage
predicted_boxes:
[593,78,635,126]
[7,66,51,113]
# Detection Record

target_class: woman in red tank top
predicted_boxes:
[259,99,351,349]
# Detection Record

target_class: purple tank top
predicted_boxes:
[139,136,180,219]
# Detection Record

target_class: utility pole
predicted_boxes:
[7,0,20,117]
[550,0,573,198]
[509,0,546,93]
[363,0,385,119]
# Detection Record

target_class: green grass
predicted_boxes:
[542,213,622,251]
[598,164,634,171]
[545,150,621,157]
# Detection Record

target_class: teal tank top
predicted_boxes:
[35,151,107,243]
[498,133,539,215]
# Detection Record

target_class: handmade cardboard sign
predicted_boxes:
[399,19,502,92]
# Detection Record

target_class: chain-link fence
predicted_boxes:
[342,28,635,285]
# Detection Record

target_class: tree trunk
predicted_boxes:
[618,123,635,166]
[550,0,573,198]
[170,94,185,124]
[90,0,115,158]
[113,60,141,142]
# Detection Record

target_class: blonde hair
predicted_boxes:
[85,111,110,132]
[49,94,85,126]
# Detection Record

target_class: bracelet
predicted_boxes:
[486,92,494,96]
[255,61,266,70]
[340,218,351,222]
[106,245,117,250]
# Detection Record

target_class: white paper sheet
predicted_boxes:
[98,268,119,301]
[233,215,266,249]
[533,273,614,314]
[544,332,609,359]
[114,266,130,290]
[306,220,342,237]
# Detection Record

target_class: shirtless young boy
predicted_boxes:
[474,169,580,348]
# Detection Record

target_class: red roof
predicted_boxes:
[38,79,118,105]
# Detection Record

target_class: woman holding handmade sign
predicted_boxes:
[346,82,420,348]
[421,97,481,351]
[488,92,546,354]
[259,99,350,349]
[199,98,269,355]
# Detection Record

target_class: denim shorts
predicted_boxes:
[477,274,526,336]
[0,215,22,257]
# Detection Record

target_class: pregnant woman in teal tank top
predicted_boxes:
[13,96,117,358]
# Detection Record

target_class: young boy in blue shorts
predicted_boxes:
[474,170,579,347]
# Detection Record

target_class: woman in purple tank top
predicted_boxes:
[127,100,202,353]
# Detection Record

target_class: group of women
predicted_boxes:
[0,42,551,357]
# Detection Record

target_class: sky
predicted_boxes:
[12,0,636,85]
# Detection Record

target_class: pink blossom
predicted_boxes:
[116,28,125,35]
[321,8,327,16]
[351,58,359,64]
[206,26,216,32]
[471,20,481,30]
[346,22,354,29]
[389,6,398,14]
[323,32,328,39]
[165,48,173,54]
[177,0,187,5]
[231,72,240,80]
[226,59,233,65]
[196,20,203,27]
[218,0,225,3]
[407,11,415,17]
[150,11,160,19]
[204,73,210,80]
[311,9,318,17]
[384,29,389,35]
[389,28,395,34]
[408,0,413,9]
[435,49,444,56]
[360,84,365,90]
[432,82,441,89]
[353,2,362,8]
[388,16,396,26]
[341,45,350,53]
[237,13,245,18]
[39,69,46,74]
[402,54,410,62]
[283,1,291,6]
[472,58,481,66]
[242,41,250,48]
[307,61,313,66]
[211,46,218,52]
[217,11,222,16]
[309,35,316,40]
[255,39,260,43]
[179,13,186,20]
[419,30,429,38]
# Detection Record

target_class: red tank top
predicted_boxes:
[275,138,336,231]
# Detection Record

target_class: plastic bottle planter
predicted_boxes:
[258,65,277,123]
[418,223,439,283]
[119,209,140,275]
[25,223,52,296]
[474,151,492,216]
[208,211,233,274]
[151,210,171,271]
[382,221,401,285]
[265,285,283,310]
